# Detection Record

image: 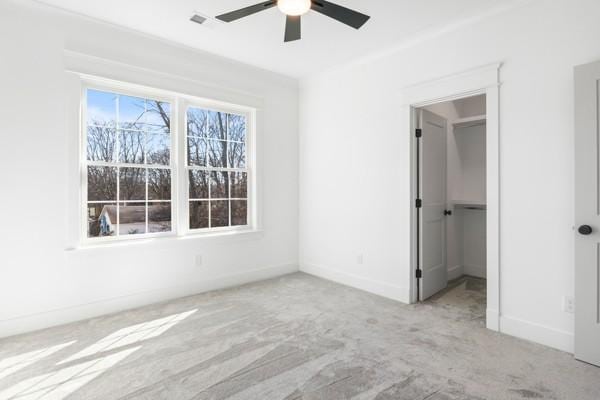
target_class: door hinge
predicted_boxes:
[416,199,422,208]
[416,269,422,279]
[415,128,422,138]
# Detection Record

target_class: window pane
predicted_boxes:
[88,166,117,201]
[189,201,209,229]
[147,134,170,165]
[145,101,171,134]
[231,200,247,227]
[187,108,207,137]
[119,130,145,164]
[87,90,116,127]
[211,201,229,228]
[84,89,175,240]
[87,203,117,238]
[228,114,246,142]
[228,141,246,169]
[119,95,146,130]
[210,171,229,199]
[189,170,208,199]
[87,126,116,162]
[187,137,207,166]
[118,202,146,235]
[208,111,227,139]
[208,140,227,168]
[230,172,247,199]
[119,167,146,201]
[148,169,171,201]
[148,202,171,233]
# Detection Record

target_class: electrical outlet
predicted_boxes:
[195,255,203,268]
[563,296,575,314]
[357,254,364,265]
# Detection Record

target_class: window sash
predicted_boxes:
[186,167,250,230]
[184,105,250,231]
[80,81,254,244]
[85,164,174,235]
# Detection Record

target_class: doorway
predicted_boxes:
[402,62,501,331]
[415,95,487,319]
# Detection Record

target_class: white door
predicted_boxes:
[419,109,448,300]
[574,60,600,367]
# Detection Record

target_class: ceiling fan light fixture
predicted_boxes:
[277,0,311,16]
[215,0,370,42]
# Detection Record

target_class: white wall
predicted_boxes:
[460,207,487,279]
[454,123,487,203]
[0,0,299,337]
[455,122,487,279]
[299,0,600,352]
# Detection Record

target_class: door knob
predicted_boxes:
[578,225,593,235]
[444,210,452,216]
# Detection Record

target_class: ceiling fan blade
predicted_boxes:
[284,15,301,42]
[310,0,370,29]
[216,1,276,23]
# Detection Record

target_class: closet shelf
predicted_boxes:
[453,114,486,128]
[451,200,487,210]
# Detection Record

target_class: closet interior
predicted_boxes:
[422,94,487,307]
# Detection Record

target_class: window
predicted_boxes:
[187,107,248,231]
[82,82,253,243]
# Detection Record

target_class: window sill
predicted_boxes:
[66,229,264,252]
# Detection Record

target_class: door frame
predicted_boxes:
[402,63,501,331]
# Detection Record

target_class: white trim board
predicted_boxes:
[64,50,267,109]
[400,63,502,106]
[463,265,487,279]
[448,265,487,281]
[402,63,501,333]
[448,265,464,281]
[300,263,410,304]
[500,315,574,354]
[0,263,298,339]
[487,308,500,332]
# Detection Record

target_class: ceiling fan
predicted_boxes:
[215,0,370,42]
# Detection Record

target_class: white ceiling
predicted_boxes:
[36,0,521,78]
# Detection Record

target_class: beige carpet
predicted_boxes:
[0,273,599,399]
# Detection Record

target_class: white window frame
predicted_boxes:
[79,77,257,245]
[181,100,254,236]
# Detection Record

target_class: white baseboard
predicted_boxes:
[300,262,409,303]
[0,263,298,339]
[463,264,486,279]
[4,261,574,356]
[447,265,464,280]
[500,314,574,353]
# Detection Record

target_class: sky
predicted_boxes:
[87,89,170,130]
[87,89,246,142]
